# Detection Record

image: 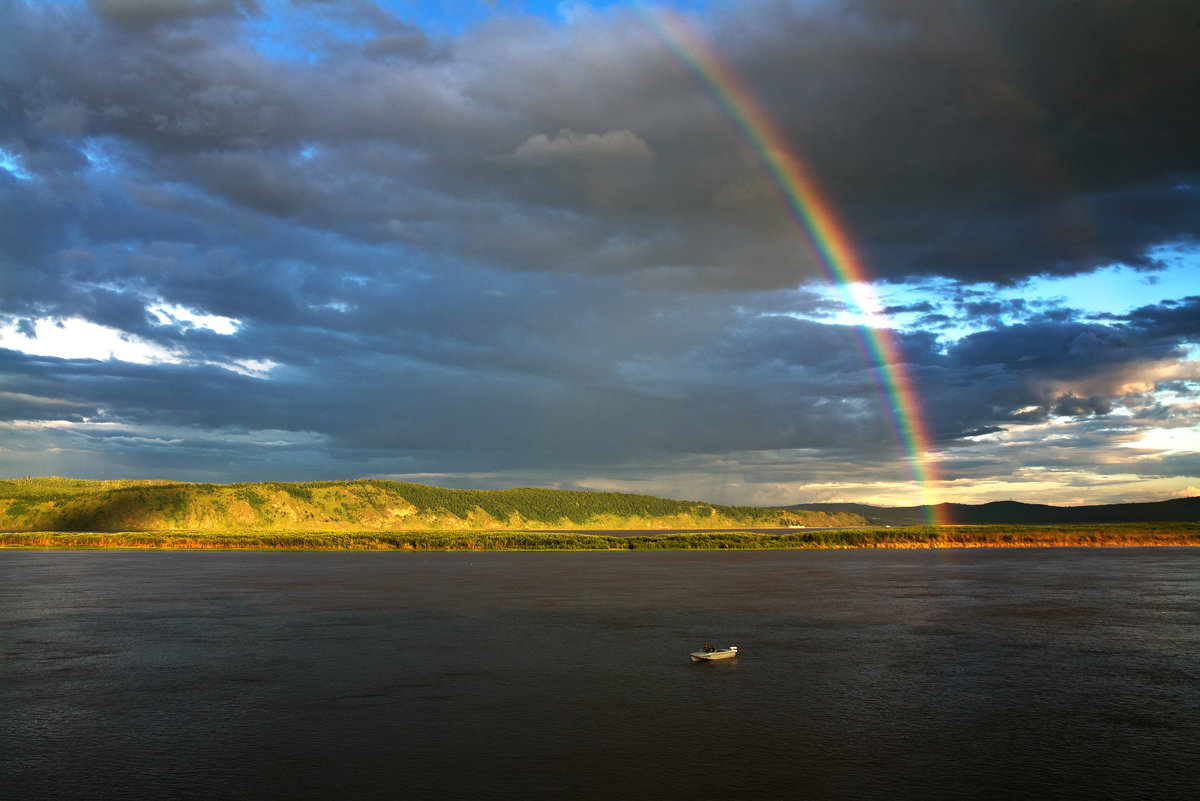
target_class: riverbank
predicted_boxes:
[2,523,1198,550]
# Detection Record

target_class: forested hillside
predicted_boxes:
[0,477,865,532]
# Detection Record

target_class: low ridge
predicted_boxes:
[791,497,1200,527]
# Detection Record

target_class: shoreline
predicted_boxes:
[3,524,1198,551]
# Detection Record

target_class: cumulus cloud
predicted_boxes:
[1053,394,1114,418]
[507,129,654,166]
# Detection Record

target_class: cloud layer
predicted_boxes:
[1,0,1198,504]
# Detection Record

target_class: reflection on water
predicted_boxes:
[2,549,1198,800]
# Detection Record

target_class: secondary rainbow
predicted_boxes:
[642,8,943,523]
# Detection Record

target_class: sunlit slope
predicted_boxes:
[0,478,865,532]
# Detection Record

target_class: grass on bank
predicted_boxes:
[2,523,1198,550]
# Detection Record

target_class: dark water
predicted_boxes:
[2,548,1197,800]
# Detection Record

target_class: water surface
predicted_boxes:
[2,548,1197,800]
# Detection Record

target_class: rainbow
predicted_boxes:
[641,8,944,524]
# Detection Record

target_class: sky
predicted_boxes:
[1,0,1199,508]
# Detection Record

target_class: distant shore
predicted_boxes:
[3,524,1198,551]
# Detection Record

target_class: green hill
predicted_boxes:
[0,477,866,532]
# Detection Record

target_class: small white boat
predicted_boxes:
[690,645,738,662]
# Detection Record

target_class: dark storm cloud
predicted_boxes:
[971,299,1026,317]
[708,0,1200,281]
[1052,393,1113,418]
[4,0,1196,297]
[1124,296,1200,341]
[944,295,1200,383]
[882,301,935,316]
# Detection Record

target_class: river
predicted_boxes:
[2,548,1197,800]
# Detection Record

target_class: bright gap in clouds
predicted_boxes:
[148,304,240,336]
[82,138,122,174]
[382,1,707,33]
[0,308,273,378]
[795,256,1199,340]
[1126,426,1200,454]
[0,147,33,180]
[1119,379,1200,455]
[0,317,182,364]
[242,0,711,57]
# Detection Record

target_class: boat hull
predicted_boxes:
[690,647,737,662]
